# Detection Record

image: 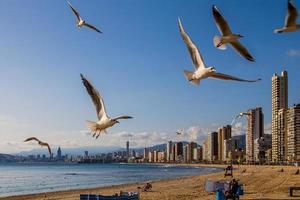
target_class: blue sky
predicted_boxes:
[0,0,299,153]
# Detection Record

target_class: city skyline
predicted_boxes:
[0,0,300,154]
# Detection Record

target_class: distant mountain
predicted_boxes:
[0,153,16,162]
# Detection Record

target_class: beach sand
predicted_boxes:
[1,164,300,200]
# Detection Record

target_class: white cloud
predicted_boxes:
[232,122,247,136]
[264,123,271,135]
[287,49,300,57]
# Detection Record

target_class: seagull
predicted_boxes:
[24,137,52,156]
[176,129,184,135]
[231,112,251,125]
[275,0,300,33]
[212,6,255,62]
[178,18,260,86]
[81,74,133,139]
[67,1,102,33]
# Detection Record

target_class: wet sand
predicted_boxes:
[1,164,300,200]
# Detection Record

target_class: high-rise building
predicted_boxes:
[171,144,176,162]
[203,132,218,161]
[217,125,231,161]
[57,147,62,160]
[166,141,172,162]
[254,135,272,163]
[157,151,166,163]
[126,141,130,158]
[148,151,154,162]
[174,142,183,162]
[272,71,288,162]
[186,144,192,163]
[183,145,188,163]
[287,104,300,162]
[193,147,202,162]
[246,107,264,163]
[190,142,197,162]
[143,148,148,158]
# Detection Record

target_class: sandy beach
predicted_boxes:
[1,164,300,200]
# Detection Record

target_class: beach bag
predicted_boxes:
[238,185,244,195]
[216,190,225,200]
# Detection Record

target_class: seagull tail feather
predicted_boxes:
[274,29,283,33]
[213,36,226,50]
[86,120,99,134]
[183,70,200,86]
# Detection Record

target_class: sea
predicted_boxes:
[0,163,221,197]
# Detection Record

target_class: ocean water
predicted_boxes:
[0,163,221,197]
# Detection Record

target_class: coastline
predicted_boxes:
[1,164,300,200]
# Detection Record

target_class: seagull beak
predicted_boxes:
[116,121,120,123]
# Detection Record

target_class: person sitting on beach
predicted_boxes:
[229,179,239,200]
[142,182,152,192]
[224,164,233,177]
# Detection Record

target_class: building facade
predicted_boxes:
[246,107,264,163]
[272,71,288,162]
[217,125,231,161]
[287,104,300,162]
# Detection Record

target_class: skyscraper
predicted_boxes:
[287,104,300,162]
[174,142,183,162]
[246,107,264,163]
[57,147,62,160]
[217,125,231,161]
[272,71,288,162]
[203,132,218,162]
[126,141,130,158]
[166,141,172,162]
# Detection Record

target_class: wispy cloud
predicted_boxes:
[287,49,300,57]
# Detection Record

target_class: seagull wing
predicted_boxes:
[113,116,133,120]
[67,1,82,22]
[230,41,255,62]
[285,0,298,27]
[81,74,108,120]
[83,23,103,33]
[212,5,232,36]
[43,143,52,156]
[24,137,40,143]
[178,18,205,69]
[210,72,261,82]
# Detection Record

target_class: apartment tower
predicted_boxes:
[287,104,300,162]
[271,71,288,162]
[246,107,264,163]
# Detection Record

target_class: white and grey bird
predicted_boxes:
[176,129,184,135]
[24,137,52,156]
[67,1,102,33]
[81,74,132,139]
[275,0,300,33]
[212,6,255,62]
[231,112,251,125]
[178,18,260,86]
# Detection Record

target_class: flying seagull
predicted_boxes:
[275,0,300,33]
[178,18,260,86]
[212,6,255,62]
[231,112,251,125]
[24,137,52,156]
[67,1,102,33]
[176,129,184,135]
[81,74,133,139]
